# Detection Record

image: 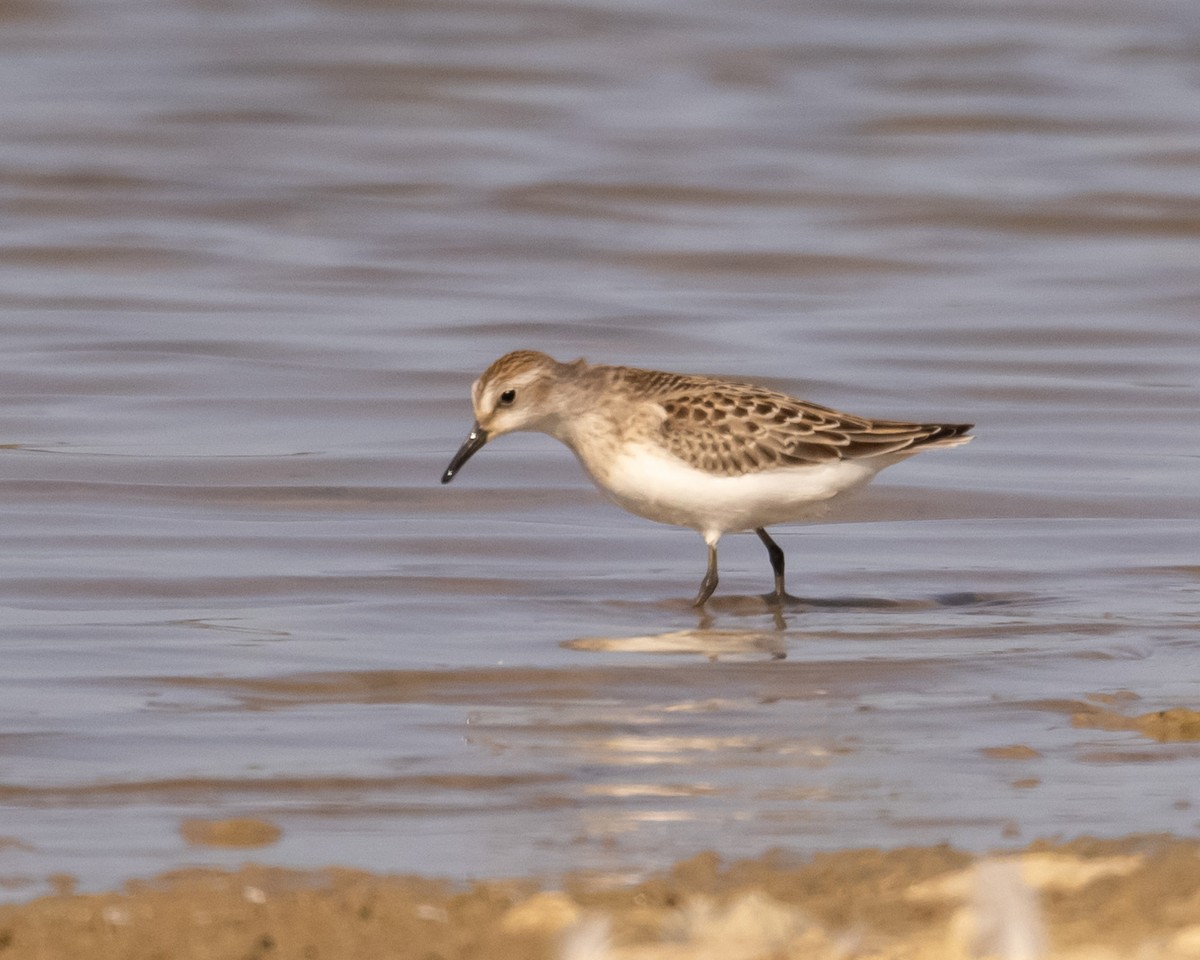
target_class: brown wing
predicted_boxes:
[647,376,970,477]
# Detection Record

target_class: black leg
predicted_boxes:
[693,542,719,607]
[755,527,786,602]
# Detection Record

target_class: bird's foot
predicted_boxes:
[763,591,806,608]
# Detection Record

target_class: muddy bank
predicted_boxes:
[2,835,1199,959]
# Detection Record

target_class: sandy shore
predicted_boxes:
[2,834,1199,959]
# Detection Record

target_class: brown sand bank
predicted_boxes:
[2,835,1200,959]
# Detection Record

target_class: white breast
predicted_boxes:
[581,442,887,539]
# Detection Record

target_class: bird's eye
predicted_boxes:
[498,389,517,406]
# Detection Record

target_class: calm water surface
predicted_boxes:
[1,0,1199,896]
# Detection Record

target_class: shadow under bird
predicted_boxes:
[441,350,972,606]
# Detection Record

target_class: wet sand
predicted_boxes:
[2,834,1199,959]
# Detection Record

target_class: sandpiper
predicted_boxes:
[441,350,972,606]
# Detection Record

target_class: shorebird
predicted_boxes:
[441,351,972,606]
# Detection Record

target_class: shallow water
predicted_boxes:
[1,0,1199,897]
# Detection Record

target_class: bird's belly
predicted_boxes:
[587,445,882,536]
